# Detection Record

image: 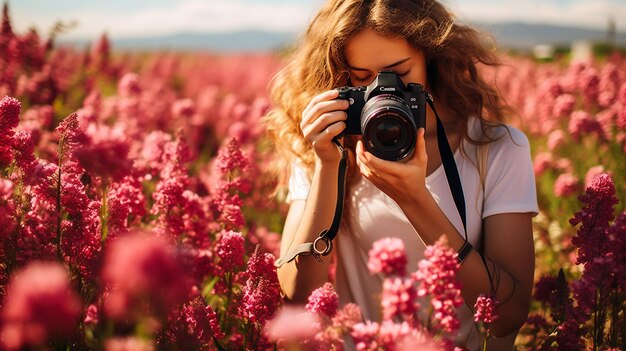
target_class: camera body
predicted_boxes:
[336,71,427,161]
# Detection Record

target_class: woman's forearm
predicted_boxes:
[277,161,341,302]
[397,193,532,337]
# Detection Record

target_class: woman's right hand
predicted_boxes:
[300,89,349,165]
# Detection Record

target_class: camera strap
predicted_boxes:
[274,95,471,268]
[274,139,348,267]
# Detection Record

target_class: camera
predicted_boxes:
[336,71,426,162]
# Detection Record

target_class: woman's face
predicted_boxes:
[344,28,427,89]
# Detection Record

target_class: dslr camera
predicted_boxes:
[336,71,426,162]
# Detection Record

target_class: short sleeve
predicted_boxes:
[482,126,539,218]
[285,162,311,203]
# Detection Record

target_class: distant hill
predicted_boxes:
[61,22,625,52]
[478,22,626,50]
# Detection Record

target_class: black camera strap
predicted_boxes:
[274,95,472,268]
[274,139,348,267]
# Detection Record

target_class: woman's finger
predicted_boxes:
[306,111,347,136]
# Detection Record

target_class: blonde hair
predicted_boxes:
[263,0,513,195]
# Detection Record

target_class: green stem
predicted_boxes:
[100,179,110,246]
[56,155,63,261]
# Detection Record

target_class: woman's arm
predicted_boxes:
[277,89,349,302]
[398,191,534,337]
[277,161,340,303]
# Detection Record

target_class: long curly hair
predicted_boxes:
[263,0,514,196]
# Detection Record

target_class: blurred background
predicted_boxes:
[8,0,626,57]
[1,1,625,349]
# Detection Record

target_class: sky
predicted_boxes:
[6,0,626,40]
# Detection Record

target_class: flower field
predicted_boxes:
[0,5,624,350]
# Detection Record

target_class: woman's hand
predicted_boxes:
[356,128,429,206]
[300,90,349,165]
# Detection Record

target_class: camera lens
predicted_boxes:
[376,121,402,147]
[361,94,416,161]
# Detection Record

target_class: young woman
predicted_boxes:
[264,0,538,349]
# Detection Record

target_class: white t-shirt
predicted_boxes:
[286,118,538,350]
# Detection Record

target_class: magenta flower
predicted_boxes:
[532,275,558,304]
[332,303,362,330]
[546,129,566,151]
[553,173,579,197]
[306,282,339,318]
[412,236,463,334]
[104,337,154,351]
[568,110,604,141]
[552,94,576,118]
[584,165,607,189]
[215,230,245,271]
[117,72,142,97]
[473,294,498,324]
[73,123,132,181]
[351,321,381,351]
[171,98,195,118]
[0,95,20,166]
[216,138,249,175]
[239,246,281,325]
[84,304,99,326]
[367,237,408,276]
[107,175,147,235]
[381,277,418,321]
[266,306,320,343]
[532,152,553,177]
[570,173,618,265]
[102,231,191,320]
[1,261,82,351]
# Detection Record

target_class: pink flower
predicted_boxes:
[616,106,626,131]
[533,152,553,176]
[118,72,142,97]
[412,236,462,334]
[610,213,626,289]
[553,173,579,197]
[332,303,362,330]
[107,175,147,235]
[183,296,225,343]
[367,237,407,276]
[532,275,558,304]
[171,98,195,118]
[473,294,498,324]
[584,165,607,189]
[568,110,604,141]
[239,246,281,324]
[1,261,82,351]
[546,129,566,151]
[84,304,99,325]
[266,306,320,343]
[378,320,413,351]
[0,95,20,166]
[381,277,418,320]
[552,94,576,118]
[102,231,191,320]
[351,321,381,351]
[215,230,245,271]
[11,130,36,173]
[104,337,154,351]
[306,282,339,318]
[569,173,618,265]
[216,138,249,175]
[73,123,132,181]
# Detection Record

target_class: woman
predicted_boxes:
[263,0,538,349]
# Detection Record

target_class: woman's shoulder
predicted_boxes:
[467,117,530,152]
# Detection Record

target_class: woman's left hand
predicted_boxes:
[356,128,430,206]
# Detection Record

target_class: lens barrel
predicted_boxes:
[361,94,417,161]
